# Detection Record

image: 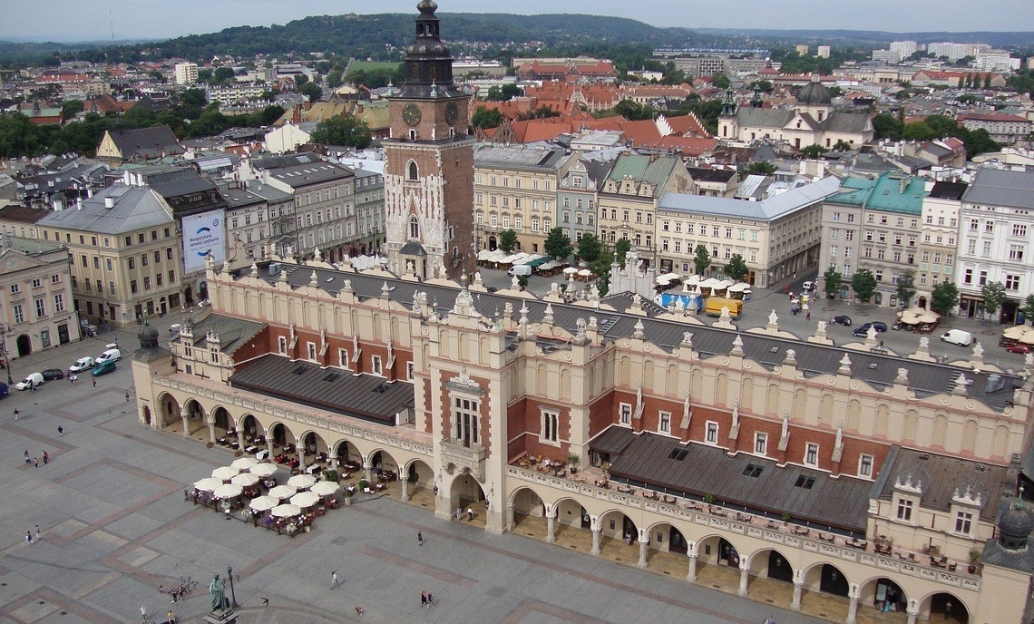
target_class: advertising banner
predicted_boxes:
[183,210,226,273]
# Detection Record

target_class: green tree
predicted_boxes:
[823,266,843,299]
[327,70,344,88]
[746,161,777,176]
[981,281,1008,319]
[498,229,518,254]
[213,67,236,84]
[962,128,1000,158]
[614,238,632,269]
[984,73,992,89]
[872,112,903,140]
[613,99,654,120]
[711,72,730,89]
[748,80,773,93]
[576,232,603,264]
[309,113,372,148]
[299,81,322,102]
[61,100,84,119]
[896,269,917,308]
[902,121,936,141]
[544,227,573,261]
[724,253,748,282]
[801,144,827,158]
[833,139,852,151]
[851,268,878,303]
[471,106,504,129]
[1021,293,1034,326]
[692,244,711,276]
[930,281,960,315]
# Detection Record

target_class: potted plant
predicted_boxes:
[324,469,339,484]
[781,512,792,524]
[567,452,580,474]
[969,548,981,574]
[358,478,369,493]
[704,492,715,511]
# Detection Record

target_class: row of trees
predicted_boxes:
[870,113,1000,158]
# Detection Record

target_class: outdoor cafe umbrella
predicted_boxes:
[270,503,302,518]
[231,472,261,487]
[212,466,240,481]
[249,495,279,512]
[213,484,243,500]
[1019,330,1034,345]
[563,267,579,275]
[287,474,317,489]
[231,457,259,471]
[917,311,939,324]
[577,269,592,278]
[268,485,298,500]
[310,481,340,497]
[193,477,223,493]
[1003,325,1028,339]
[250,463,279,478]
[290,491,321,508]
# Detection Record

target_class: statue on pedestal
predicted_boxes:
[210,574,229,612]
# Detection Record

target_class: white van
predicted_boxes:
[508,264,533,277]
[96,348,122,364]
[16,372,44,391]
[941,329,974,347]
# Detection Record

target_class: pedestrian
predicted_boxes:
[29,380,34,392]
[170,587,178,603]
[421,591,427,608]
[167,609,176,624]
[43,452,49,464]
[26,531,32,544]
[466,507,474,522]
[417,531,423,546]
[34,458,39,470]
[806,310,811,320]
[126,390,130,402]
[13,408,19,421]
[330,570,339,589]
[105,322,109,332]
[454,507,462,522]
[57,426,64,436]
[140,605,147,622]
[24,450,30,464]
[427,592,434,608]
[35,524,40,539]
[92,378,96,389]
[354,606,364,616]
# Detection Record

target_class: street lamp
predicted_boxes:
[226,564,239,609]
[1,324,13,386]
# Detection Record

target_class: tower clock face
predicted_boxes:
[445,102,458,125]
[403,103,422,126]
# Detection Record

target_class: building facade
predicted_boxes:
[174,62,198,85]
[353,167,386,256]
[557,156,607,250]
[916,181,966,310]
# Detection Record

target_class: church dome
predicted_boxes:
[138,321,160,349]
[797,77,832,106]
[998,503,1034,550]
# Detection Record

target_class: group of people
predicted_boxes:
[453,506,475,522]
[24,450,49,468]
[420,590,435,608]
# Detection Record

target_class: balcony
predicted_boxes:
[440,438,486,481]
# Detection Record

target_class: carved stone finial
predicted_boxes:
[381,281,391,299]
[309,270,319,288]
[953,373,969,395]
[341,279,353,293]
[574,318,588,344]
[681,331,693,348]
[895,367,909,385]
[731,335,744,356]
[633,319,645,340]
[838,353,852,375]
[783,349,796,365]
[543,303,554,326]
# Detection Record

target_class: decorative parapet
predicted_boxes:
[441,438,487,481]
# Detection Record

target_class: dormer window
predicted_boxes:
[896,498,914,522]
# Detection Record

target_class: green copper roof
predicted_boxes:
[827,172,927,215]
[606,154,680,186]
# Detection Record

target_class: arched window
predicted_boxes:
[409,216,419,240]
[408,161,418,181]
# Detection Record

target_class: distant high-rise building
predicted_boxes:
[816,45,831,59]
[795,44,809,56]
[174,62,198,85]
[889,41,917,58]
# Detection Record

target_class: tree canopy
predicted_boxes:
[310,113,372,148]
[931,281,959,315]
[851,268,878,303]
[498,229,518,254]
[544,227,573,260]
[692,244,711,276]
[724,254,748,282]
[896,269,917,308]
[823,267,843,299]
[576,232,603,263]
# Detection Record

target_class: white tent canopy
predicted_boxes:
[268,485,298,500]
[249,495,279,512]
[290,491,321,508]
[213,484,243,499]
[287,474,317,490]
[193,477,223,492]
[231,473,260,487]
[231,457,259,471]
[310,481,340,497]
[270,503,302,518]
[250,463,279,478]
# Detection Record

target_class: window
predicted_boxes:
[541,410,559,444]
[54,293,64,312]
[128,257,135,270]
[338,348,349,369]
[954,510,973,535]
[896,498,914,522]
[659,411,671,434]
[804,443,819,466]
[407,362,414,380]
[154,250,161,263]
[13,303,24,323]
[372,356,382,375]
[306,342,316,361]
[9,284,18,294]
[1010,245,1024,261]
[859,454,873,478]
[1013,224,1027,237]
[619,403,632,425]
[754,432,767,455]
[130,280,138,294]
[35,298,46,318]
[742,463,764,478]
[278,336,287,354]
[705,421,718,444]
[32,278,42,288]
[1006,274,1021,291]
[143,277,151,290]
[452,396,480,448]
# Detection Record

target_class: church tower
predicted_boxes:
[384,0,474,280]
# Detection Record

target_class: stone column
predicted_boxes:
[637,528,649,569]
[206,413,216,444]
[906,599,919,624]
[686,542,698,583]
[180,408,190,438]
[545,505,557,544]
[236,427,245,452]
[791,569,803,611]
[266,430,274,458]
[400,477,410,502]
[737,562,749,597]
[845,583,860,624]
[505,503,515,532]
[590,516,602,556]
[364,462,373,484]
[298,447,306,473]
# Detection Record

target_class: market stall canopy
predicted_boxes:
[231,473,260,487]
[231,457,259,471]
[287,474,317,489]
[290,491,321,508]
[310,481,340,497]
[1019,331,1034,345]
[250,463,279,478]
[655,272,681,286]
[270,503,302,518]
[685,274,701,285]
[539,260,562,271]
[268,485,298,500]
[917,311,939,324]
[194,477,223,492]
[727,282,750,293]
[898,311,920,325]
[249,495,279,512]
[212,466,240,481]
[1003,325,1028,339]
[213,484,243,499]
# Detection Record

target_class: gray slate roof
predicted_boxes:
[104,126,184,160]
[266,161,354,189]
[37,185,174,234]
[659,176,840,221]
[963,168,1034,210]
[185,312,266,355]
[474,145,569,171]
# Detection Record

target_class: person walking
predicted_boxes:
[14,409,19,421]
[24,450,30,464]
[26,531,32,544]
[57,426,64,436]
[417,531,423,546]
[34,458,39,470]
[92,378,97,389]
[330,570,340,589]
[454,507,461,522]
[427,592,434,608]
[140,605,147,623]
[806,310,811,320]
[421,591,427,609]
[43,452,49,464]
[35,524,40,540]
[466,507,474,522]
[126,390,130,402]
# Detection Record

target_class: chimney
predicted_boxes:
[104,197,115,208]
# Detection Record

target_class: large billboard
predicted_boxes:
[182,210,226,273]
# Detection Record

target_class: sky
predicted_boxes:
[3,0,1034,42]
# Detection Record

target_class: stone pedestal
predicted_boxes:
[204,610,239,624]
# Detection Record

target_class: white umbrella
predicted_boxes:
[231,457,259,471]
[917,311,939,324]
[212,466,240,481]
[563,266,579,275]
[231,473,260,487]
[213,484,243,499]
[287,474,317,489]
[577,269,592,277]
[310,481,340,497]
[271,503,302,518]
[269,485,298,500]
[194,477,223,492]
[290,491,321,508]
[1003,325,1028,339]
[251,463,279,477]
[249,495,279,512]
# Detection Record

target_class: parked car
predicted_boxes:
[1006,343,1031,354]
[41,368,65,381]
[95,347,122,365]
[69,356,95,373]
[802,281,814,292]
[0,382,9,397]
[16,372,44,390]
[830,315,852,326]
[91,360,117,376]
[852,321,889,336]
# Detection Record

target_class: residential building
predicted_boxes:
[973,50,1020,72]
[95,126,185,166]
[957,113,1032,146]
[0,235,80,359]
[264,122,316,154]
[889,41,918,58]
[795,44,810,56]
[0,204,50,240]
[473,145,570,254]
[217,180,279,263]
[956,169,1034,322]
[248,181,296,259]
[207,82,268,106]
[174,62,198,85]
[916,181,966,310]
[821,173,929,307]
[352,167,385,256]
[685,167,739,198]
[657,176,839,284]
[557,156,610,250]
[36,185,183,326]
[596,154,691,266]
[816,46,831,59]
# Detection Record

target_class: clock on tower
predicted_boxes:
[383,1,474,281]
